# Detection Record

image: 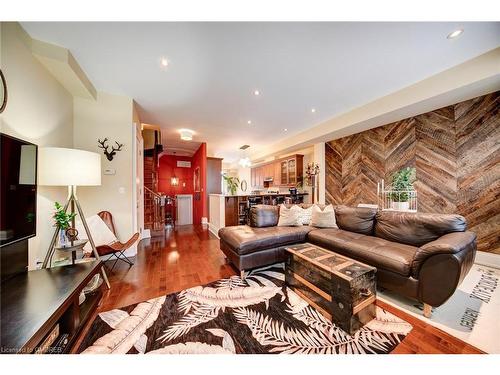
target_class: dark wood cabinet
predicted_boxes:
[224,196,239,226]
[1,261,103,354]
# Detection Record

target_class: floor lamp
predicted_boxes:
[39,147,110,289]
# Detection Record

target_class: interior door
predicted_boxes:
[176,194,193,225]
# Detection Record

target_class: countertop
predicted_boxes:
[209,192,308,198]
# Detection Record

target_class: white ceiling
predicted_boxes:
[22,22,500,162]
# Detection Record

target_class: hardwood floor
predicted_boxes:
[88,224,482,354]
[99,225,234,311]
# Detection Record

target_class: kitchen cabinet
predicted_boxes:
[279,155,303,186]
[280,160,288,185]
[224,196,238,226]
[250,154,304,188]
[257,166,263,187]
[273,162,281,187]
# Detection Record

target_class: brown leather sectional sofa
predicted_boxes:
[218,204,477,312]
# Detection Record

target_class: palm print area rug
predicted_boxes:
[78,264,412,354]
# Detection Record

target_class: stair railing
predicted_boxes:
[144,186,166,230]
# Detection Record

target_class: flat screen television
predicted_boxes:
[0,133,37,248]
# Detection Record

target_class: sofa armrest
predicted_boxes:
[412,231,476,277]
[414,231,476,307]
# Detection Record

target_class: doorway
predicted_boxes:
[176,194,193,225]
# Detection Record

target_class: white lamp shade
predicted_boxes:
[38,147,101,186]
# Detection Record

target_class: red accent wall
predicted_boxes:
[157,142,207,224]
[158,155,194,197]
[192,143,207,224]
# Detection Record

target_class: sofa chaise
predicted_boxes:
[218,204,477,317]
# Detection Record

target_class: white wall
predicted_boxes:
[132,105,144,238]
[236,166,251,194]
[73,92,137,256]
[0,22,74,269]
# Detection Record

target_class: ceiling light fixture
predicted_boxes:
[311,108,316,113]
[179,129,194,141]
[239,157,251,168]
[239,145,251,168]
[247,120,252,125]
[284,128,288,132]
[171,175,179,186]
[254,90,260,96]
[160,57,169,68]
[447,29,464,39]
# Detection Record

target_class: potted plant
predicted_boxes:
[390,167,416,211]
[223,175,240,196]
[53,202,77,247]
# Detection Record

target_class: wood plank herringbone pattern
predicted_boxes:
[362,127,386,204]
[384,118,416,182]
[455,92,500,254]
[325,140,343,205]
[341,133,364,206]
[324,91,499,253]
[414,106,457,214]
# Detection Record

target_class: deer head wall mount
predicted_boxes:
[97,138,124,161]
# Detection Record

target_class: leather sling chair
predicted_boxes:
[96,211,140,271]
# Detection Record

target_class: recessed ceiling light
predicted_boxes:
[179,129,194,141]
[311,108,316,113]
[254,90,260,96]
[284,128,288,132]
[447,29,464,39]
[160,57,169,67]
[247,120,252,125]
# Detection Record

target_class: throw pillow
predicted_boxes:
[310,204,338,228]
[295,205,314,225]
[277,204,303,227]
[75,215,118,253]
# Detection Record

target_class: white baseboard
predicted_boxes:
[208,222,220,238]
[475,251,500,269]
[142,229,151,239]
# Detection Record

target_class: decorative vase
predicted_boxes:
[58,228,69,247]
[65,227,79,242]
[311,175,317,204]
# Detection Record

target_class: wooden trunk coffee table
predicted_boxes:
[284,243,377,334]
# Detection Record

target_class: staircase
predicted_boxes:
[143,137,166,237]
[144,186,166,236]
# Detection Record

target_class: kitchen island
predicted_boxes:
[208,192,308,236]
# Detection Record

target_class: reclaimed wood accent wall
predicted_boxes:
[325,91,499,253]
[455,93,499,253]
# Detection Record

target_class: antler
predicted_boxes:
[112,141,124,151]
[97,138,110,152]
[97,138,123,161]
